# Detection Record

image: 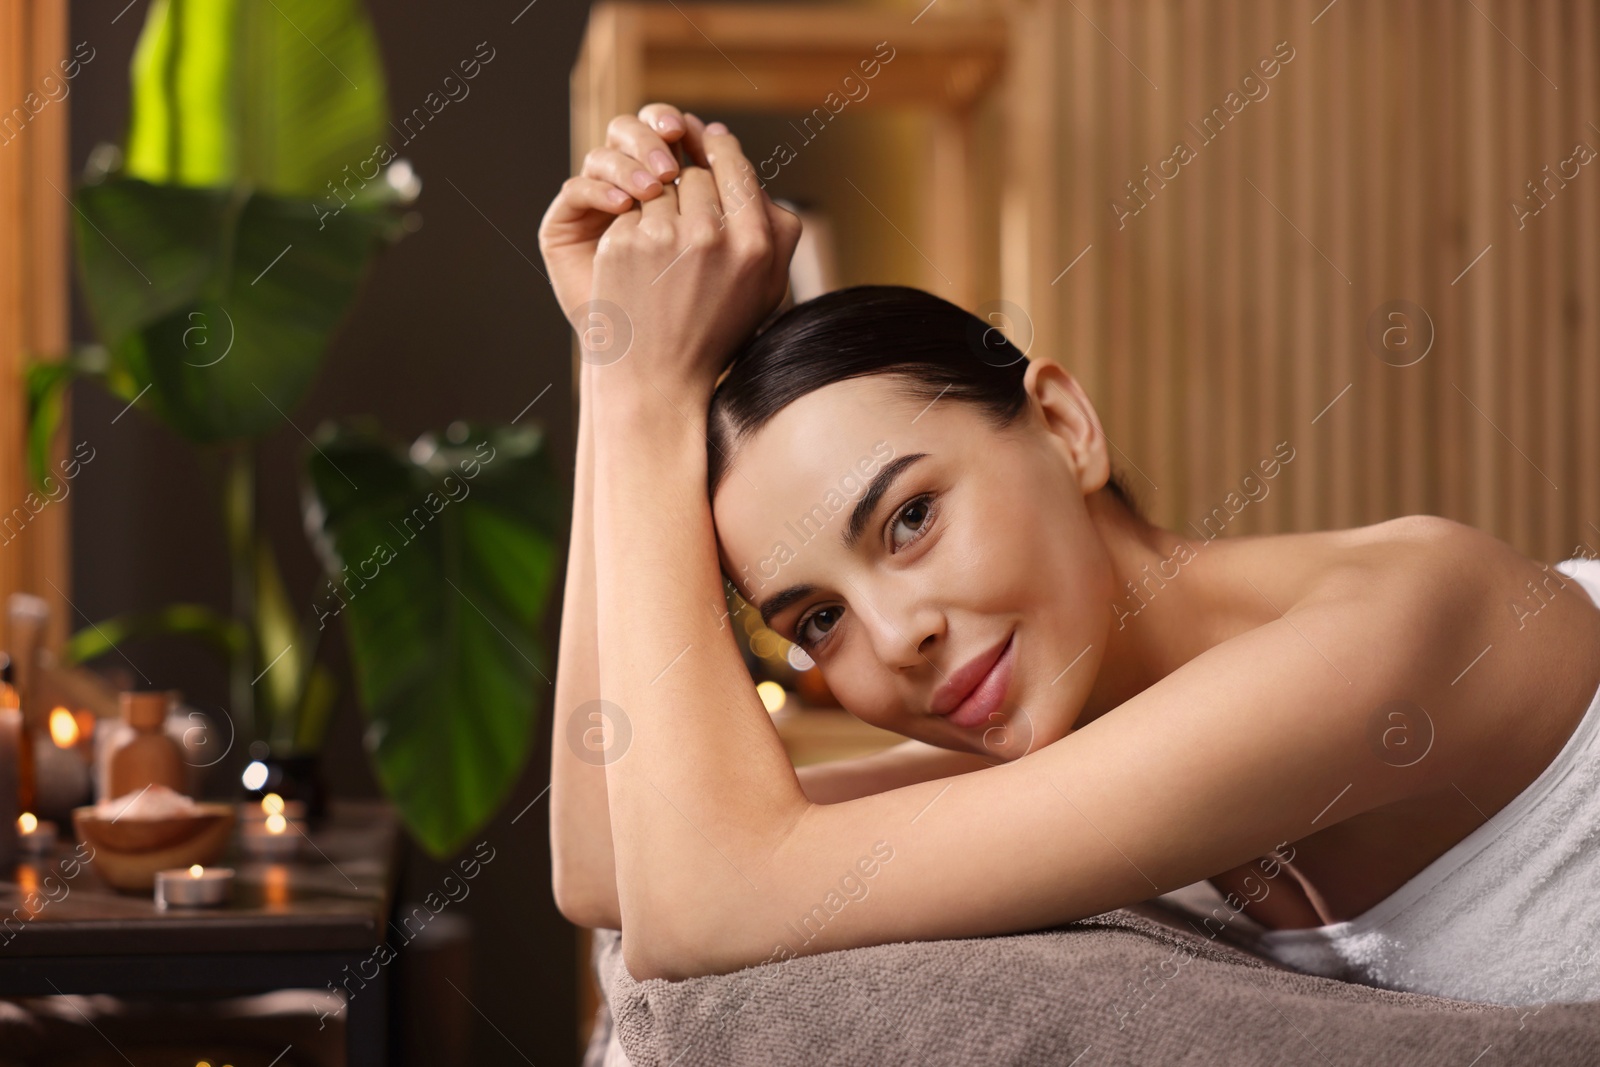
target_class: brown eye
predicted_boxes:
[889,495,934,551]
[796,605,843,649]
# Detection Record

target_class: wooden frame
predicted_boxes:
[0,0,72,658]
[568,0,1064,394]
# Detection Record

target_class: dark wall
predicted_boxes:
[66,1,594,1061]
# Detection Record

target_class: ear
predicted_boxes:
[1021,358,1112,496]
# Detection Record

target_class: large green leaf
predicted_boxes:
[72,177,391,441]
[304,421,567,857]
[125,0,389,198]
[65,0,402,443]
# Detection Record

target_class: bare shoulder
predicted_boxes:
[1320,514,1596,649]
[1301,515,1532,642]
[1284,514,1600,807]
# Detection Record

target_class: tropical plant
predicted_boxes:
[25,0,563,857]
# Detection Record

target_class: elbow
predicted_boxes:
[621,919,717,982]
[622,936,683,982]
[619,900,771,982]
[552,865,622,931]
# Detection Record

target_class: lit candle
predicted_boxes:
[34,707,91,815]
[240,791,307,825]
[240,809,301,859]
[16,812,57,855]
[155,864,234,908]
[48,706,77,748]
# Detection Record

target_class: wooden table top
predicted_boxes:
[0,800,402,958]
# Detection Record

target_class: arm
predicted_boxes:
[547,360,623,930]
[541,105,956,928]
[796,738,998,804]
[542,104,702,931]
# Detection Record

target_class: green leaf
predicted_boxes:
[24,346,133,495]
[62,603,245,666]
[125,0,389,199]
[72,177,388,442]
[293,663,340,754]
[24,360,77,495]
[254,541,304,747]
[304,421,567,857]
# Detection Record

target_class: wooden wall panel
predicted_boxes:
[0,0,71,655]
[1048,0,1599,562]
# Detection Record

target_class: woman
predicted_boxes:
[539,103,1600,1004]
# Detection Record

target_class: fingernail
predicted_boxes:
[633,169,660,192]
[607,188,630,207]
[657,114,684,134]
[649,149,676,178]
[706,121,729,135]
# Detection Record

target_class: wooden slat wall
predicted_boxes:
[1052,0,1600,562]
[0,0,71,655]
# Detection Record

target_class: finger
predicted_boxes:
[675,165,721,223]
[600,201,641,242]
[763,190,804,277]
[638,102,688,142]
[606,112,681,184]
[541,175,635,232]
[677,112,713,169]
[639,178,679,224]
[701,122,772,245]
[582,145,666,200]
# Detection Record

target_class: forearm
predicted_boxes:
[549,360,622,929]
[591,383,809,970]
[797,738,998,804]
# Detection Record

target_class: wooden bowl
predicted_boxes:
[71,803,237,892]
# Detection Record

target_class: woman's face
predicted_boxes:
[711,362,1118,760]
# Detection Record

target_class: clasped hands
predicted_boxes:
[538,103,803,411]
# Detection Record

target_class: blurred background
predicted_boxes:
[1,0,1597,1063]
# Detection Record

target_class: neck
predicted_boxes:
[1074,490,1237,728]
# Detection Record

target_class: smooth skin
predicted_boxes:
[540,104,1600,981]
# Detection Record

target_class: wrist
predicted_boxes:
[589,362,713,436]
[592,374,710,445]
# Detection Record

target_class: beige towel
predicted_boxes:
[584,899,1600,1066]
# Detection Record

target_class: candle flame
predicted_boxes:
[17,812,37,834]
[48,707,79,748]
[189,865,204,878]
[265,812,288,835]
[261,793,285,816]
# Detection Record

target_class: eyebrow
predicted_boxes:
[754,452,930,626]
[755,582,819,628]
[843,452,928,550]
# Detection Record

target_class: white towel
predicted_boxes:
[1250,556,1600,1006]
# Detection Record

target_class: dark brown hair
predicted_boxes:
[705,284,1142,516]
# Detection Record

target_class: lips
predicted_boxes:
[932,632,1016,729]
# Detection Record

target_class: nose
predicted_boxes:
[849,577,943,672]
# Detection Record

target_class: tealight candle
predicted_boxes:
[16,812,57,855]
[240,810,301,859]
[155,864,234,908]
[240,792,307,824]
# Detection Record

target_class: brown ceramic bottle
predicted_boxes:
[107,690,187,800]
